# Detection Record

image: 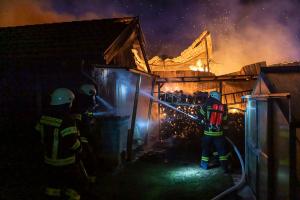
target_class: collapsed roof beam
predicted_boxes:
[156,75,257,83]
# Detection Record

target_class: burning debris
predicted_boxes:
[133,31,212,73]
[160,104,203,139]
[159,91,245,142]
[159,91,207,139]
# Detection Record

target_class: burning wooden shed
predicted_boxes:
[244,66,300,199]
[0,17,155,166]
[134,29,265,112]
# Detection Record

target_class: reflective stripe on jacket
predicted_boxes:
[35,114,81,166]
[204,130,223,136]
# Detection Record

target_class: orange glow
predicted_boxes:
[0,0,113,27]
[189,59,208,72]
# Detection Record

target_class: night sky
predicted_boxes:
[1,0,300,73]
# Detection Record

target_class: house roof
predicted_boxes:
[260,66,300,124]
[0,17,138,64]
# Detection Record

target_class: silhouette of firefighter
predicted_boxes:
[35,88,86,199]
[197,91,229,173]
[72,83,99,184]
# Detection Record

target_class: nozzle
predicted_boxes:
[86,111,116,118]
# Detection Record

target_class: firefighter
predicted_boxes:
[72,83,98,184]
[198,91,229,173]
[35,88,85,199]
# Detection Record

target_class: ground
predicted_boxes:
[0,136,236,200]
[96,158,233,200]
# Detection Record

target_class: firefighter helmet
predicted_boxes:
[79,84,96,96]
[209,91,221,101]
[50,88,75,106]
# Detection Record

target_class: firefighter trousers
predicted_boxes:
[201,135,228,171]
[44,163,88,199]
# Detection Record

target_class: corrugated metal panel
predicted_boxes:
[272,102,290,200]
[245,99,258,194]
[92,68,153,148]
[263,71,300,123]
[134,75,152,147]
[245,68,299,199]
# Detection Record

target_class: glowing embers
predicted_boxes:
[160,104,202,139]
[189,59,208,72]
[228,107,245,114]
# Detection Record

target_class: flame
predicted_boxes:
[189,59,208,72]
[228,107,245,114]
[163,85,181,93]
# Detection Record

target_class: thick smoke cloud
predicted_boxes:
[143,0,300,74]
[0,0,74,26]
[139,0,300,74]
[199,0,300,74]
[1,0,299,74]
[0,0,129,27]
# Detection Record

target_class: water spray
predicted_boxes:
[86,96,116,117]
[139,90,199,121]
[88,111,114,117]
[96,95,114,111]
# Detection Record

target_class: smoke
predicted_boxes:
[145,0,300,74]
[1,0,299,75]
[132,0,300,74]
[201,0,300,74]
[0,0,128,27]
[0,0,73,26]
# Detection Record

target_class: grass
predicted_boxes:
[96,160,233,200]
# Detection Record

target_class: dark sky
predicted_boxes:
[46,0,300,57]
[49,0,212,56]
[1,0,300,72]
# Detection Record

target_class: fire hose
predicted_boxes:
[171,109,245,199]
[105,90,245,199]
[210,136,245,200]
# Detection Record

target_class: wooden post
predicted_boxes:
[267,99,274,200]
[135,17,151,73]
[288,97,296,200]
[219,81,223,103]
[158,83,161,140]
[144,77,156,145]
[127,74,141,161]
[204,37,210,73]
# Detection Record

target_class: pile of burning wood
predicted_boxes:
[159,91,245,140]
[160,104,203,139]
[159,90,208,105]
[159,91,207,139]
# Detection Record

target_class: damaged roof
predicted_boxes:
[0,17,138,64]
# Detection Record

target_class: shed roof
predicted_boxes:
[260,66,300,123]
[0,17,138,64]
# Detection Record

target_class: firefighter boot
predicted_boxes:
[45,187,61,200]
[200,160,209,170]
[63,188,81,200]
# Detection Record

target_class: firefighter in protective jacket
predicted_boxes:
[35,88,85,199]
[72,84,98,183]
[198,91,229,173]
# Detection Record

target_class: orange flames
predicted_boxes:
[189,59,208,72]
